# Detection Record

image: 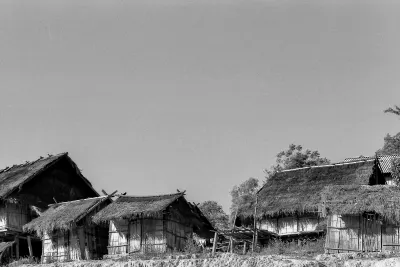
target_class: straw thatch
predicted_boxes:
[253,160,381,218]
[92,192,185,223]
[321,185,400,224]
[344,154,400,173]
[23,196,109,236]
[0,152,97,199]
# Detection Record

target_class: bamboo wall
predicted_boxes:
[108,214,193,255]
[325,214,400,253]
[0,202,30,232]
[259,215,320,235]
[42,225,108,263]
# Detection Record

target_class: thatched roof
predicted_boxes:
[344,154,400,174]
[23,196,109,236]
[254,160,380,218]
[0,152,97,199]
[321,185,400,224]
[92,192,185,223]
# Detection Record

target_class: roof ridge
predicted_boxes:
[49,195,107,207]
[0,152,68,174]
[119,192,185,199]
[279,159,375,173]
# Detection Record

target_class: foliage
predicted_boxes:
[183,234,203,254]
[230,177,260,224]
[377,133,400,155]
[264,144,331,181]
[198,201,229,230]
[384,105,400,116]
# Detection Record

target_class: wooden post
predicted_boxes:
[127,221,131,254]
[27,236,33,257]
[243,241,247,255]
[15,235,19,259]
[230,237,233,253]
[211,232,217,256]
[78,227,86,260]
[252,195,258,252]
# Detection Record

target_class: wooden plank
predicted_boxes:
[325,247,362,252]
[15,235,19,259]
[78,227,86,260]
[212,232,217,256]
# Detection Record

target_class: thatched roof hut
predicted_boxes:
[0,152,98,201]
[320,185,400,224]
[23,196,110,236]
[253,159,383,218]
[92,192,213,235]
[93,192,214,236]
[93,192,214,255]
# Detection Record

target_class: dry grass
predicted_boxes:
[259,238,325,258]
[4,256,39,267]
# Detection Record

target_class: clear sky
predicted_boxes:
[1,0,400,212]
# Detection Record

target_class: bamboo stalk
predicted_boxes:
[212,232,218,256]
[252,195,258,252]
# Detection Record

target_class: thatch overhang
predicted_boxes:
[320,185,400,224]
[92,192,185,223]
[0,152,98,200]
[92,192,215,237]
[23,196,110,236]
[252,159,382,218]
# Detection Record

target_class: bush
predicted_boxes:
[183,235,203,254]
[260,238,325,257]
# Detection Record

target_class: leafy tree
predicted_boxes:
[229,177,259,225]
[377,133,400,155]
[384,105,400,116]
[198,200,229,230]
[264,144,331,180]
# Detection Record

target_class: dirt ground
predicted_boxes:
[14,252,400,267]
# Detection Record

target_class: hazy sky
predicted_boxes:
[1,0,400,212]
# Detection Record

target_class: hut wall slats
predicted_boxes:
[1,202,30,232]
[142,217,166,253]
[42,225,108,262]
[129,219,141,252]
[165,212,192,252]
[259,215,320,235]
[42,233,56,263]
[69,228,81,261]
[0,205,7,230]
[108,220,128,255]
[325,215,394,253]
[382,225,400,251]
[298,217,320,232]
[259,218,278,233]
